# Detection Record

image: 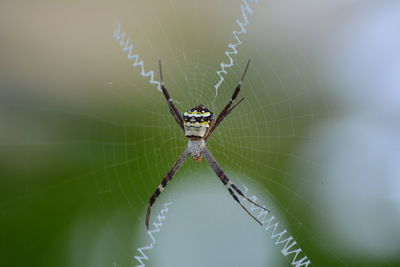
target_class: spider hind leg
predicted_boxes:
[229,183,270,212]
[227,187,263,225]
[145,149,190,229]
[203,148,270,225]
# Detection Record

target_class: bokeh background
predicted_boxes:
[1,0,400,266]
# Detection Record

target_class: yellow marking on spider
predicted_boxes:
[185,121,210,126]
[184,112,211,116]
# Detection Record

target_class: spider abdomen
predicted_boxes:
[183,104,214,138]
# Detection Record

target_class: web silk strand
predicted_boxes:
[213,0,259,98]
[113,21,162,91]
[242,186,312,267]
[133,202,172,267]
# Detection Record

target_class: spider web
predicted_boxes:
[2,1,400,267]
[104,1,321,266]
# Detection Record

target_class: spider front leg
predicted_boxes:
[146,149,190,229]
[159,60,184,131]
[202,148,270,225]
[205,59,250,140]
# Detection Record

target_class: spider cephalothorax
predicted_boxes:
[183,105,214,139]
[145,60,270,229]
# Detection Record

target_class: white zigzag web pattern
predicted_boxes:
[133,202,172,267]
[113,21,162,91]
[113,1,312,265]
[242,186,312,267]
[213,0,259,98]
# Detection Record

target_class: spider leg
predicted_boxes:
[146,149,190,229]
[202,148,269,225]
[229,182,270,212]
[205,60,250,140]
[159,60,184,131]
[227,187,262,225]
[205,96,246,141]
[227,96,246,114]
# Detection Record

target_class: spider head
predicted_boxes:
[183,104,214,139]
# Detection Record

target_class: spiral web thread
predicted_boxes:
[113,0,312,266]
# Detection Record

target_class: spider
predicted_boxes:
[146,59,270,229]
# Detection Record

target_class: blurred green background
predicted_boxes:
[1,0,400,266]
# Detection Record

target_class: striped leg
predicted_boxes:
[159,60,184,131]
[227,187,262,225]
[146,149,190,229]
[202,148,269,225]
[205,59,250,140]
